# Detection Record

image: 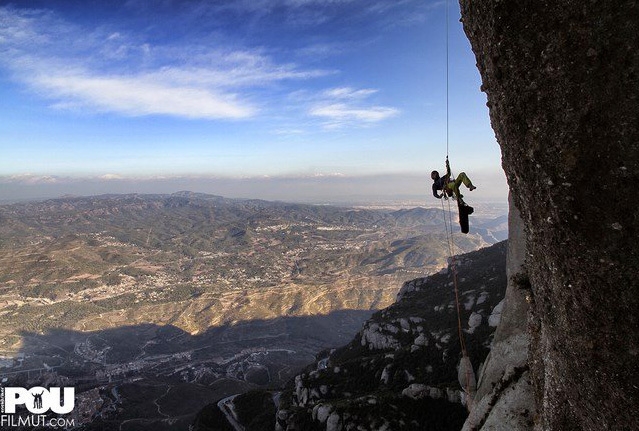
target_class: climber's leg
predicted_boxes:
[455,172,476,191]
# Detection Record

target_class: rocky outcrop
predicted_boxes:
[276,242,508,430]
[459,2,639,430]
[462,194,535,430]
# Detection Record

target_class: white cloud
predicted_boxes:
[310,103,399,129]
[145,60,333,89]
[0,4,397,128]
[309,86,399,129]
[311,103,398,122]
[272,128,306,135]
[322,87,378,100]
[34,70,254,119]
[188,0,357,16]
[283,0,356,6]
[296,42,345,59]
[0,6,331,120]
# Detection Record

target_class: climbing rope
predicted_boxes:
[445,0,450,158]
[440,169,475,414]
[440,0,475,415]
[441,192,469,360]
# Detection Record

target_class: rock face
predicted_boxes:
[459,2,639,430]
[462,195,535,430]
[276,242,508,430]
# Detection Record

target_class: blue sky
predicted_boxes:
[0,0,506,203]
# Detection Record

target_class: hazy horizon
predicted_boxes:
[0,169,508,206]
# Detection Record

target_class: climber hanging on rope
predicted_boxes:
[431,158,476,203]
[431,157,476,233]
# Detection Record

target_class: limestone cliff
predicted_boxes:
[275,242,508,431]
[462,195,535,430]
[458,2,639,430]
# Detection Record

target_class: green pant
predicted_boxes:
[445,172,474,200]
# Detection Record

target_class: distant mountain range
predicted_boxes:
[0,193,507,429]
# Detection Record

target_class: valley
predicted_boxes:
[0,192,507,428]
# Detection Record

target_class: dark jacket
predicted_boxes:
[432,177,447,198]
[432,162,451,198]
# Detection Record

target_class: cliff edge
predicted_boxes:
[462,195,535,430]
[459,2,639,430]
[276,242,508,431]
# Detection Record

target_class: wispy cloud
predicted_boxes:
[310,104,399,125]
[322,87,378,100]
[32,69,255,118]
[0,4,402,129]
[0,6,331,120]
[296,42,346,60]
[308,86,399,129]
[271,128,307,136]
[142,55,333,88]
[365,0,438,28]
[160,0,359,22]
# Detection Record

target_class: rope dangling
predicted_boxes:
[439,160,476,413]
[439,0,476,415]
[441,197,476,412]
